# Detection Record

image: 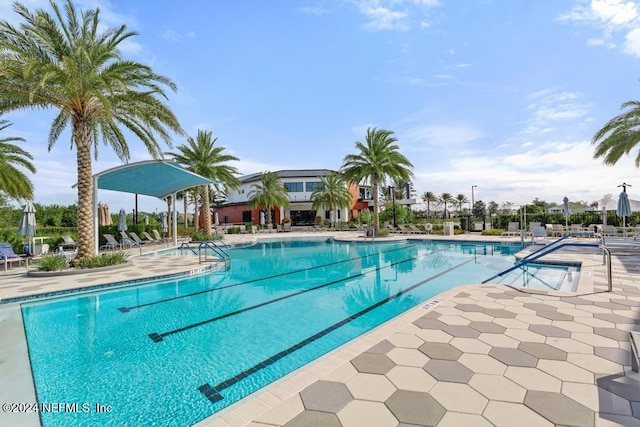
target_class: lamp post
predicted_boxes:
[471,185,477,215]
[388,185,397,227]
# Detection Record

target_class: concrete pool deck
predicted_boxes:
[1,231,638,427]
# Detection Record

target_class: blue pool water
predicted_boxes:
[22,239,574,426]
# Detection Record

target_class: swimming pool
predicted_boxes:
[21,238,574,426]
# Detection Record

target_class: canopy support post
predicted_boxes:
[93,175,99,254]
[173,192,178,246]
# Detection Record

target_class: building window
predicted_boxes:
[284,182,303,192]
[242,211,252,223]
[305,181,322,192]
[359,187,371,200]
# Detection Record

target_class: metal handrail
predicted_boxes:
[178,242,198,255]
[482,241,599,284]
[601,245,613,292]
[520,231,598,263]
[121,237,142,256]
[198,241,231,266]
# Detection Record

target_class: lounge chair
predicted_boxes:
[531,226,547,245]
[58,235,77,251]
[152,229,168,243]
[283,223,292,232]
[0,242,25,271]
[502,222,520,236]
[142,231,159,243]
[119,231,135,248]
[101,234,120,250]
[407,224,423,234]
[397,224,414,234]
[129,231,152,245]
[276,224,283,232]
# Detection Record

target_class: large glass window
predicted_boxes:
[359,187,372,200]
[284,182,303,192]
[305,181,322,192]
[289,210,316,225]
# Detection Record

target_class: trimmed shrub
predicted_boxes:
[79,251,129,269]
[37,254,68,271]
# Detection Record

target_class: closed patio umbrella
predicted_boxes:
[260,211,265,226]
[160,212,168,233]
[214,212,219,226]
[562,196,570,227]
[117,209,128,232]
[18,201,36,254]
[617,191,632,230]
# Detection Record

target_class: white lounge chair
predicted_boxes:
[503,222,519,236]
[102,234,120,250]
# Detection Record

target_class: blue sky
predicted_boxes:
[3,0,640,213]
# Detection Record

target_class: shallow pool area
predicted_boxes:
[21,238,579,426]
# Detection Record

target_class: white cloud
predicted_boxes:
[400,123,486,150]
[561,0,640,57]
[524,89,591,134]
[350,0,439,31]
[624,27,640,55]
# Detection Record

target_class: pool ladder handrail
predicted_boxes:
[198,241,231,267]
[482,232,601,284]
[120,237,143,256]
[178,242,198,255]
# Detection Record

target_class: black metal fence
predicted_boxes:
[489,210,640,230]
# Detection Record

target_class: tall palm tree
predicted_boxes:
[593,100,640,166]
[247,171,289,225]
[454,193,469,215]
[310,173,353,227]
[439,193,454,218]
[341,127,413,231]
[166,129,240,234]
[0,119,35,200]
[423,191,437,219]
[0,1,183,259]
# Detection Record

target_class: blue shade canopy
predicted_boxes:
[93,160,219,199]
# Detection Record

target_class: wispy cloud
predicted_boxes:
[298,6,329,16]
[349,0,439,31]
[521,89,591,136]
[560,0,640,57]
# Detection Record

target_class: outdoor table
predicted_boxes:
[31,236,50,255]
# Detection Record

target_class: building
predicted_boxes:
[213,169,372,226]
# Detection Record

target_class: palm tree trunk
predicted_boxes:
[194,191,199,231]
[201,184,211,233]
[183,195,188,229]
[372,180,380,231]
[74,122,95,259]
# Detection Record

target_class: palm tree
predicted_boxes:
[310,173,353,227]
[593,100,640,166]
[247,171,289,225]
[0,119,35,200]
[166,129,240,234]
[439,193,454,218]
[454,193,469,215]
[423,191,437,219]
[0,1,183,259]
[341,127,413,231]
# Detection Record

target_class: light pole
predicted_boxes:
[471,185,477,215]
[388,185,397,227]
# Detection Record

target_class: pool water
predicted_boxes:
[22,239,573,426]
